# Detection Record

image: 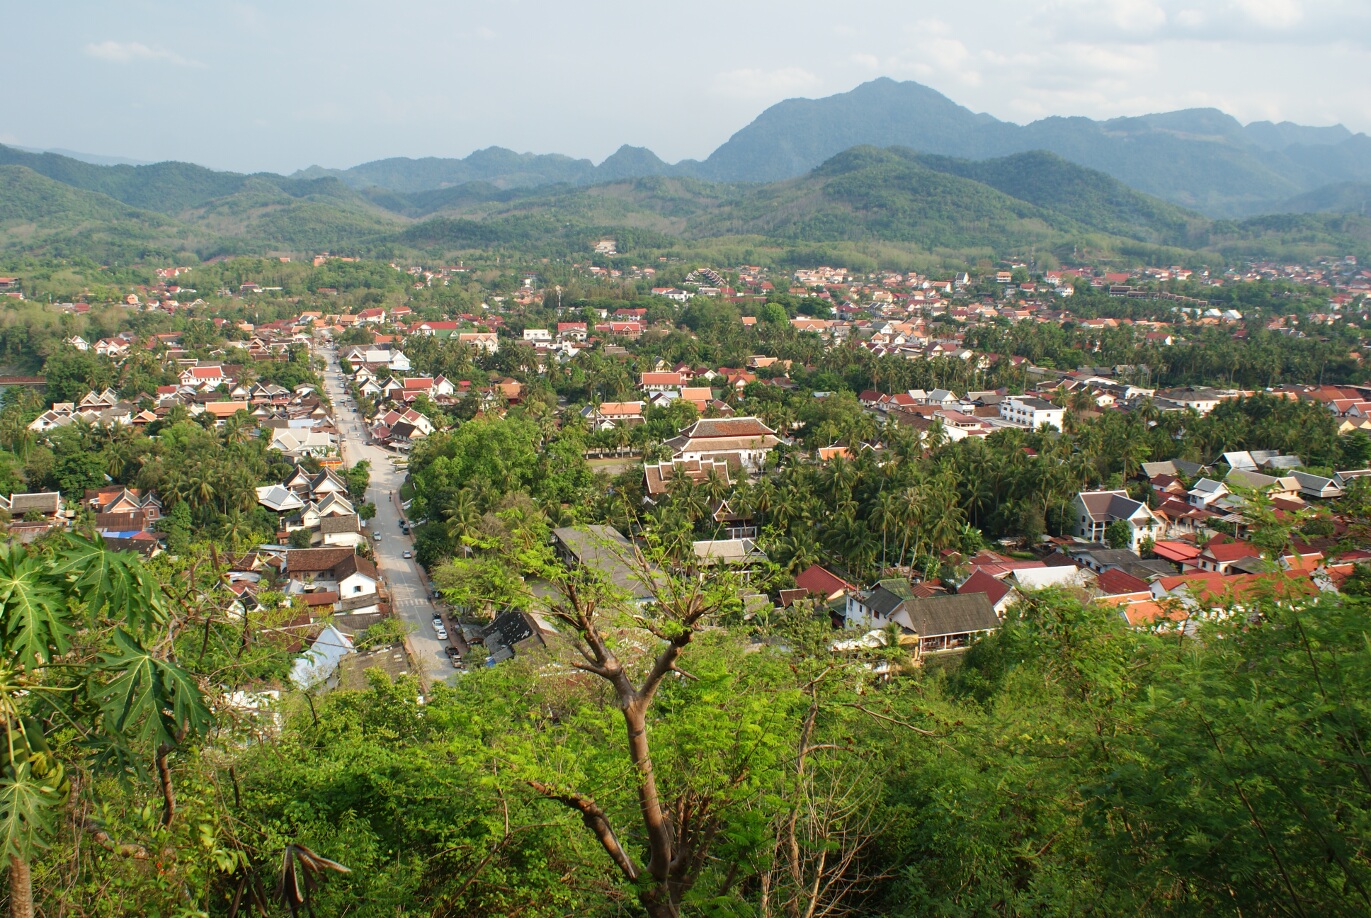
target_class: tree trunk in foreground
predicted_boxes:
[8,854,33,918]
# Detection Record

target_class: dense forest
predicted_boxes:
[7,540,1370,917]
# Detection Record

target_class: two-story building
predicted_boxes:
[662,418,780,472]
[1073,490,1161,551]
[999,396,1065,430]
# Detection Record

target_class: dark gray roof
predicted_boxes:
[1014,396,1059,410]
[552,525,657,601]
[8,492,61,514]
[1072,547,1177,581]
[337,645,409,689]
[101,535,158,557]
[319,513,361,534]
[489,610,538,648]
[1078,490,1147,522]
[1173,459,1207,478]
[888,593,999,638]
[864,585,910,619]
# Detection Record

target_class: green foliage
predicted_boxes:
[344,460,370,500]
[1087,596,1371,915]
[0,535,208,873]
[351,616,412,650]
[1105,518,1132,549]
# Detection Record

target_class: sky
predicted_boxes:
[4,0,1369,175]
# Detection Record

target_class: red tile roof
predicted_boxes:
[1152,541,1201,562]
[1202,541,1261,563]
[958,569,1010,607]
[1097,568,1151,596]
[795,565,855,598]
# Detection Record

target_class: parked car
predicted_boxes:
[372,533,382,541]
[434,626,448,641]
[402,550,412,559]
[431,587,442,600]
[432,614,444,627]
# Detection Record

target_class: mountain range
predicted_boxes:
[2,78,1370,266]
[287,78,1371,219]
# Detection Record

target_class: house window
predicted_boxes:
[354,584,362,594]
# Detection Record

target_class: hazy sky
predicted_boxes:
[5,0,1369,174]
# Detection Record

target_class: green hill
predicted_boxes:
[0,144,256,213]
[686,147,1074,252]
[0,162,401,261]
[0,165,195,261]
[387,149,1145,261]
[1275,182,1371,216]
[693,80,1371,216]
[178,177,403,251]
[1204,212,1371,261]
[913,150,1210,247]
[5,138,1369,267]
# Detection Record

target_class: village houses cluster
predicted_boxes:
[6,250,1370,685]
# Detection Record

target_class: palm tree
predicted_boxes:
[221,412,252,447]
[746,476,775,527]
[895,484,927,568]
[163,403,191,428]
[701,468,730,505]
[775,530,821,574]
[870,489,903,570]
[441,491,481,545]
[190,468,217,512]
[923,475,967,557]
[221,509,250,549]
[822,457,857,501]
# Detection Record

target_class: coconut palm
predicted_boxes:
[221,412,252,447]
[441,490,482,545]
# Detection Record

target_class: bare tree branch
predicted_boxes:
[527,780,640,882]
[837,702,939,736]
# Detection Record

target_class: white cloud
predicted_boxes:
[1174,7,1208,28]
[1037,0,1167,35]
[912,18,952,36]
[852,52,881,70]
[474,26,496,41]
[887,36,981,86]
[1230,0,1303,29]
[1107,0,1168,31]
[84,40,201,67]
[712,66,820,100]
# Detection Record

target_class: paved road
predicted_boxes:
[320,346,451,686]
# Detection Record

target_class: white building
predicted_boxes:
[999,396,1065,430]
[1073,490,1160,551]
[458,332,499,354]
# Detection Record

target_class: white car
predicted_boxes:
[434,625,448,640]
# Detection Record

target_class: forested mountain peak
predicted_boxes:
[11,75,1371,219]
